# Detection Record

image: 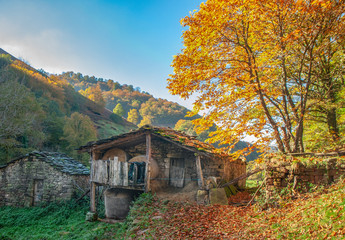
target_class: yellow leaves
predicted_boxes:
[168,0,345,155]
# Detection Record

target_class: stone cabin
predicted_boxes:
[0,151,90,207]
[78,125,246,214]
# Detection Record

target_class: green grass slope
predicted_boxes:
[0,48,136,139]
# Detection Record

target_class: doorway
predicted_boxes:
[32,179,44,206]
[169,158,185,188]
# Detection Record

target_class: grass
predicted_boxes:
[0,198,118,240]
[0,193,156,240]
[96,119,134,139]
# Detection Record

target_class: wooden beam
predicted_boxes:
[195,155,205,188]
[89,149,96,212]
[145,133,152,192]
[90,182,96,213]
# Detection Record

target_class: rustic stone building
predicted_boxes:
[78,125,246,215]
[0,151,89,207]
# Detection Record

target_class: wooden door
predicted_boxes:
[33,179,44,206]
[169,158,185,188]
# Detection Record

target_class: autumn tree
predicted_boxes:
[127,108,140,125]
[113,103,125,117]
[79,85,105,107]
[138,116,153,127]
[168,0,345,156]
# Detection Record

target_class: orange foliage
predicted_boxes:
[168,0,345,157]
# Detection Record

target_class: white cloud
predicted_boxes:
[0,17,81,74]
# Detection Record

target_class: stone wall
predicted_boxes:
[265,157,345,196]
[0,157,89,206]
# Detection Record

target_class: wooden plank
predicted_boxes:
[119,160,123,186]
[90,153,94,181]
[123,162,128,186]
[91,160,97,182]
[145,133,152,192]
[92,160,108,184]
[169,158,185,188]
[196,155,205,188]
[113,157,119,185]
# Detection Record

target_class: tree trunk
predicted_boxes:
[327,108,339,141]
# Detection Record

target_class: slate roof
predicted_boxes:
[79,125,223,158]
[0,151,90,175]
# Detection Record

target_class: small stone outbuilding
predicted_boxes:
[78,125,246,215]
[0,151,90,207]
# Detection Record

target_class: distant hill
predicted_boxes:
[0,49,136,137]
[0,48,136,164]
[58,71,197,128]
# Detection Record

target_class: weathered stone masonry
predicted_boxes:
[0,151,89,207]
[265,157,345,196]
[124,138,226,188]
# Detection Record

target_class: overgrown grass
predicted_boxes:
[0,193,157,240]
[0,198,118,240]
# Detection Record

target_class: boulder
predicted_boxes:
[209,188,228,205]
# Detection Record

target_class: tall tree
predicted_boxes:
[168,0,345,156]
[0,79,43,163]
[127,109,140,125]
[61,112,97,163]
[113,103,125,117]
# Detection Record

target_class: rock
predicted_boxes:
[197,190,209,205]
[209,188,228,205]
[85,212,98,222]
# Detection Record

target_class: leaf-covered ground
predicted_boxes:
[126,179,345,239]
[1,180,344,239]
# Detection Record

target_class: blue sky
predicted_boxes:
[0,0,203,109]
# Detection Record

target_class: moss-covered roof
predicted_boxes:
[79,125,223,158]
[1,151,89,175]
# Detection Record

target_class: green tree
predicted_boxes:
[0,79,44,163]
[61,112,97,164]
[113,103,125,117]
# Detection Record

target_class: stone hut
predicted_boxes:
[0,151,90,207]
[78,125,246,215]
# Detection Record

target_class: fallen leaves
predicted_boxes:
[126,180,345,239]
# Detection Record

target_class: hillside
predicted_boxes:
[0,49,136,164]
[57,71,196,128]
